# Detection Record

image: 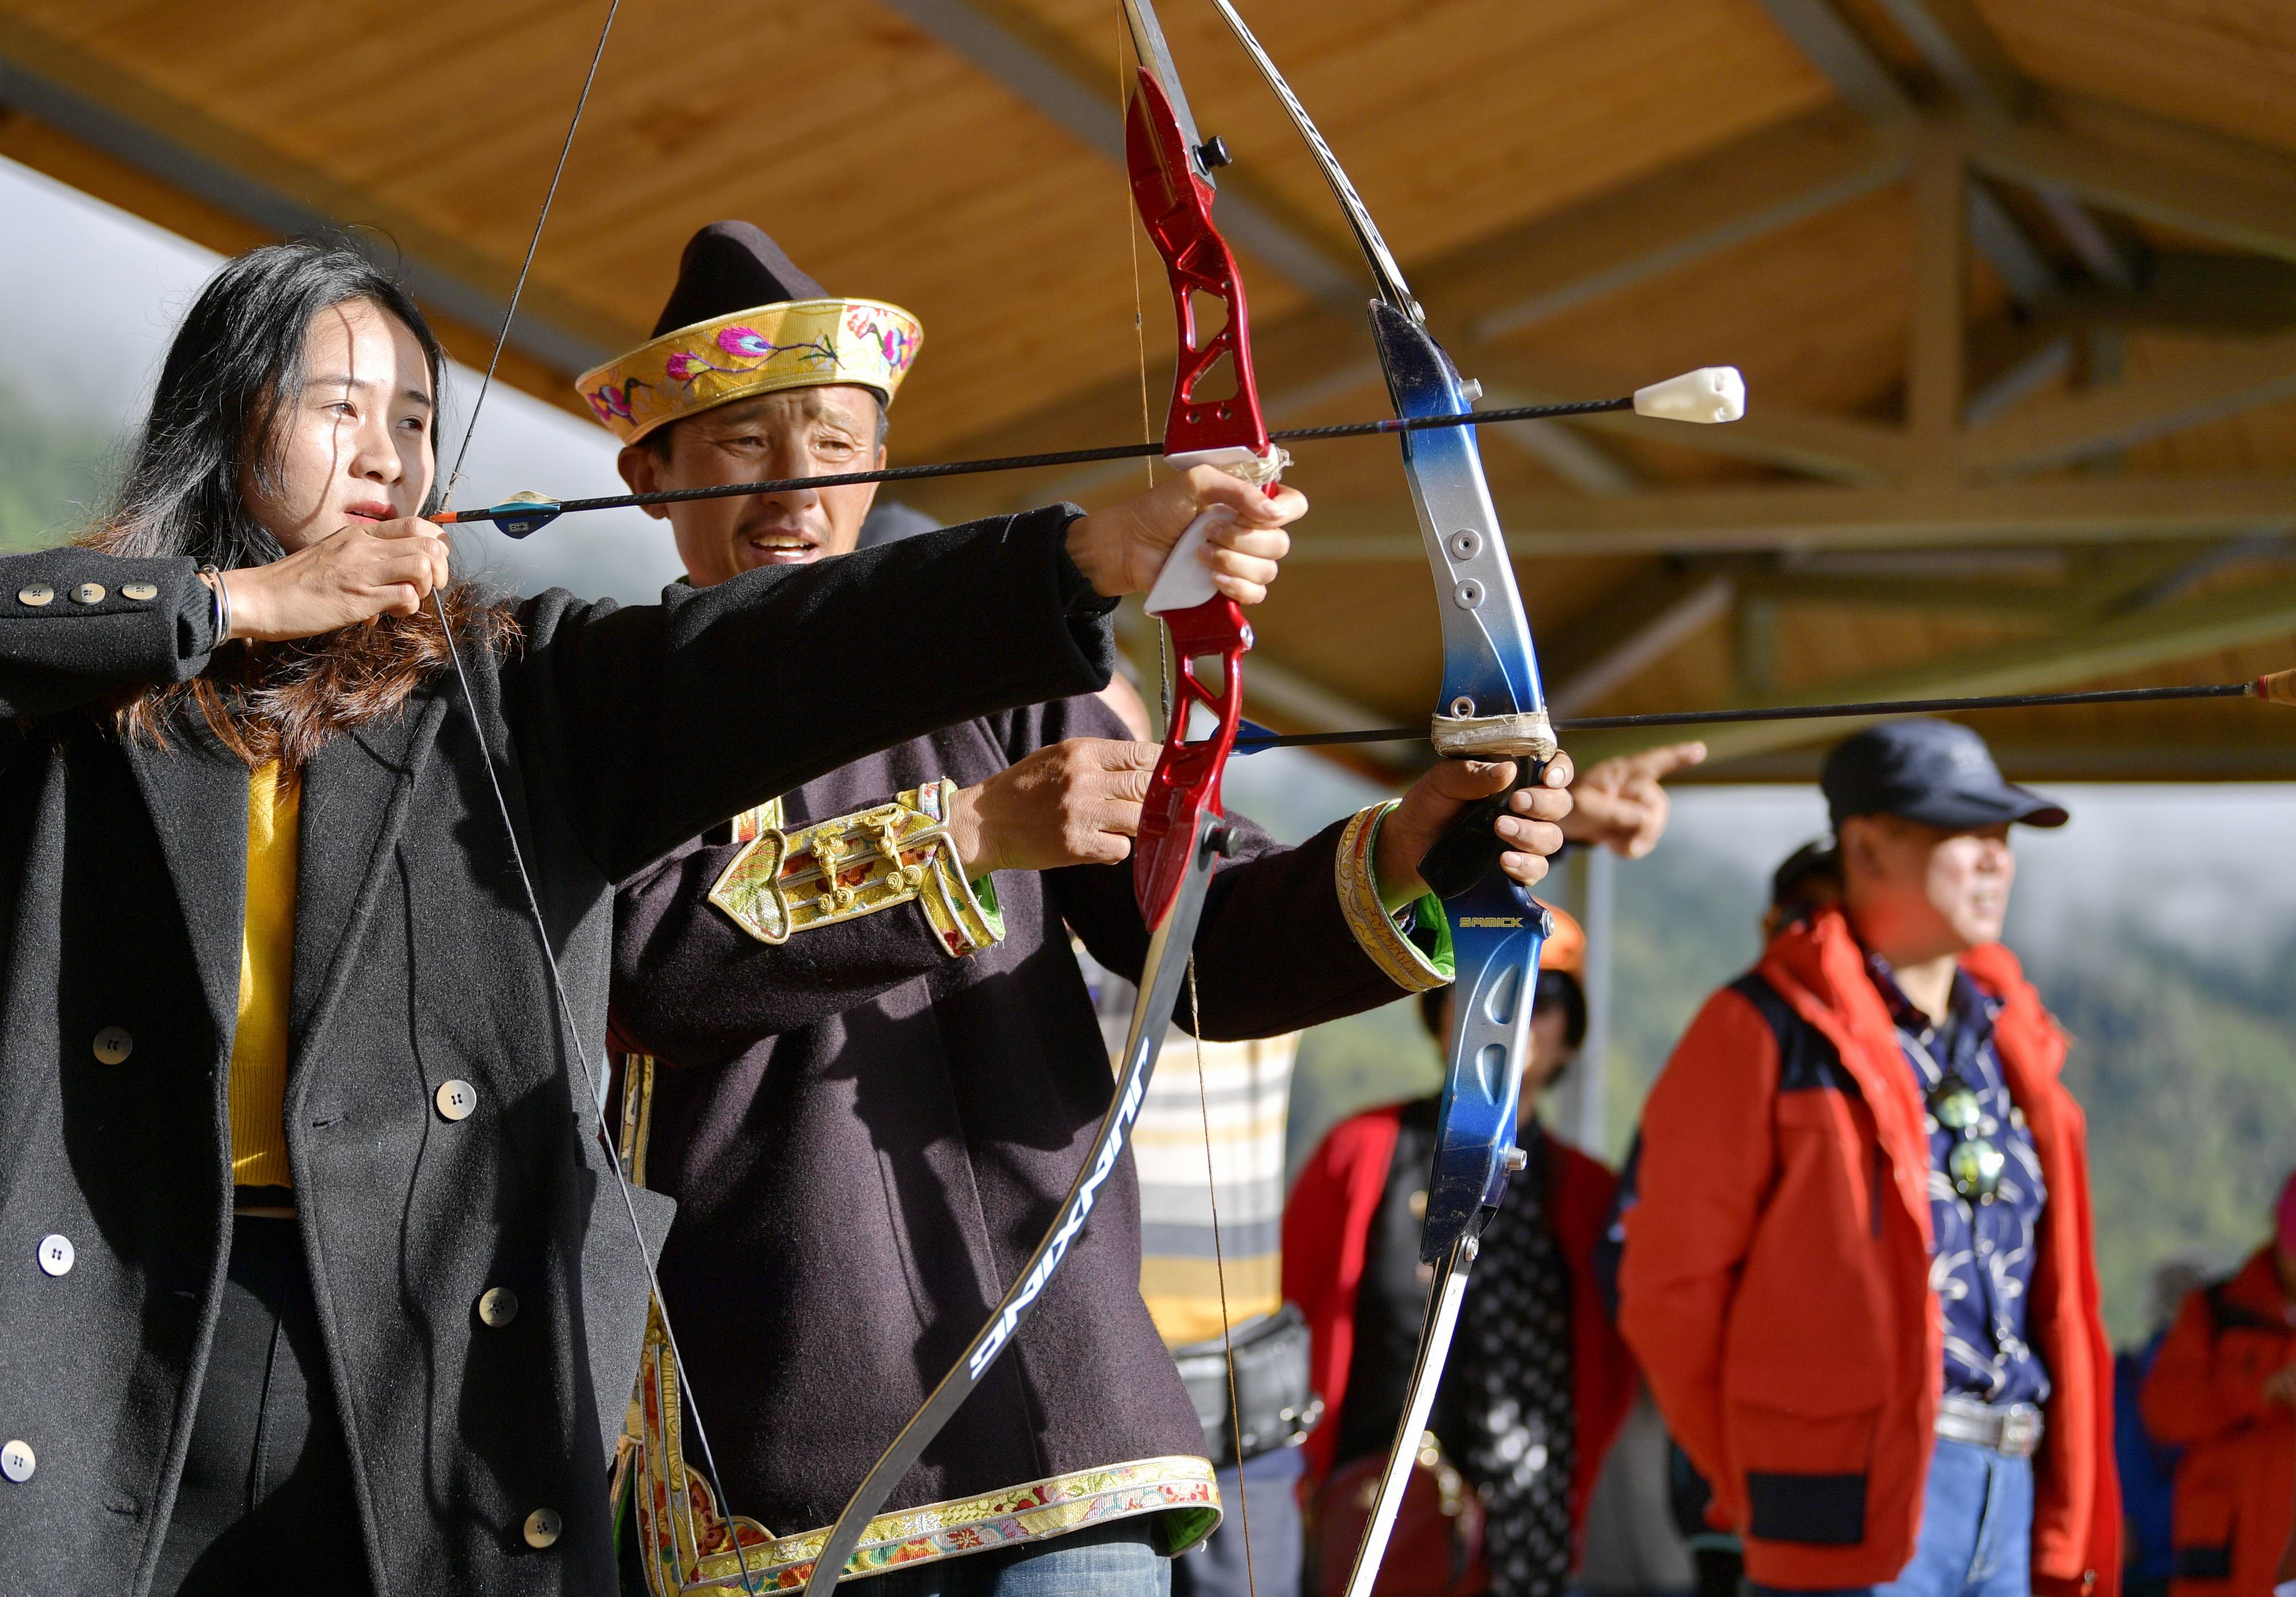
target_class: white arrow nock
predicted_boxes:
[1633,367,1745,424]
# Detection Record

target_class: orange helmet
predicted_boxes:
[1539,904,1586,977]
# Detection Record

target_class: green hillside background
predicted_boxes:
[6,377,2288,1347]
[0,384,116,552]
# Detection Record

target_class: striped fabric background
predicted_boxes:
[1077,938,1299,1346]
[1134,1030,1300,1346]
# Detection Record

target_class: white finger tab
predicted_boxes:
[1633,367,1745,424]
[1145,508,1230,616]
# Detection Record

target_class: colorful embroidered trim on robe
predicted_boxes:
[708,784,1001,957]
[1335,801,1452,993]
[624,1295,1221,1594]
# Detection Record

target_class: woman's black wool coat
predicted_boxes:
[0,510,1110,1595]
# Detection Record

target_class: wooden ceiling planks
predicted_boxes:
[3,0,2292,778]
[1504,185,1928,424]
[1978,0,2296,158]
[1029,0,1837,262]
[0,0,1848,459]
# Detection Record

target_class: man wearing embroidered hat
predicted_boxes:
[596,222,1582,1595]
[1285,906,1641,1597]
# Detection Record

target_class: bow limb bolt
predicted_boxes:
[796,5,1278,1590]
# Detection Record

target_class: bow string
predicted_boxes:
[424,3,766,1592]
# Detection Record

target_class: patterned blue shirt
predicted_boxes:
[1870,957,2051,1407]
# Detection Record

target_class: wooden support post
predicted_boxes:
[1910,127,1968,465]
[1736,596,1781,698]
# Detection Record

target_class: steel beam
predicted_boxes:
[1748,0,1914,121]
[1541,570,1737,714]
[1969,104,2296,264]
[1733,571,2069,617]
[1565,575,2296,765]
[1750,0,2062,308]
[1874,0,2133,287]
[872,0,1359,312]
[1961,325,2296,477]
[1461,108,1909,341]
[1464,347,1914,486]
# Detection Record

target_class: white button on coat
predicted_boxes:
[477,1287,520,1328]
[36,1236,72,1277]
[434,1079,478,1122]
[92,1027,132,1065]
[1,1439,33,1482]
[524,1508,562,1548]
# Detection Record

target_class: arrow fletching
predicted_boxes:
[488,491,565,538]
[1634,367,1745,424]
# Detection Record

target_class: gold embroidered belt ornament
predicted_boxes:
[708,782,1001,957]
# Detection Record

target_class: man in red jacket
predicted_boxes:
[1620,720,2119,1597]
[1286,906,1640,1597]
[2141,1169,2296,1597]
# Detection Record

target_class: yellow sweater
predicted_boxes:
[227,761,298,1189]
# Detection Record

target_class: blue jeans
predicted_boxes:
[1171,1447,1307,1597]
[855,1518,1168,1596]
[1752,1439,2034,1597]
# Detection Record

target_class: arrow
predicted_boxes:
[1229,671,2295,754]
[431,369,1743,536]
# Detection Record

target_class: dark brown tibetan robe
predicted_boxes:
[610,690,1417,1540]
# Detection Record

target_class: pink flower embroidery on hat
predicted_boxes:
[584,376,647,424]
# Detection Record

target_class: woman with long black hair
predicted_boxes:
[0,240,1300,1596]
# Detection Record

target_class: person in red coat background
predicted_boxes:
[1285,907,1639,1597]
[2141,1169,2296,1597]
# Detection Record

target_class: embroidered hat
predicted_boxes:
[1821,718,2067,830]
[576,221,922,445]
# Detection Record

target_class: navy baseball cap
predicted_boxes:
[1821,719,2067,830]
